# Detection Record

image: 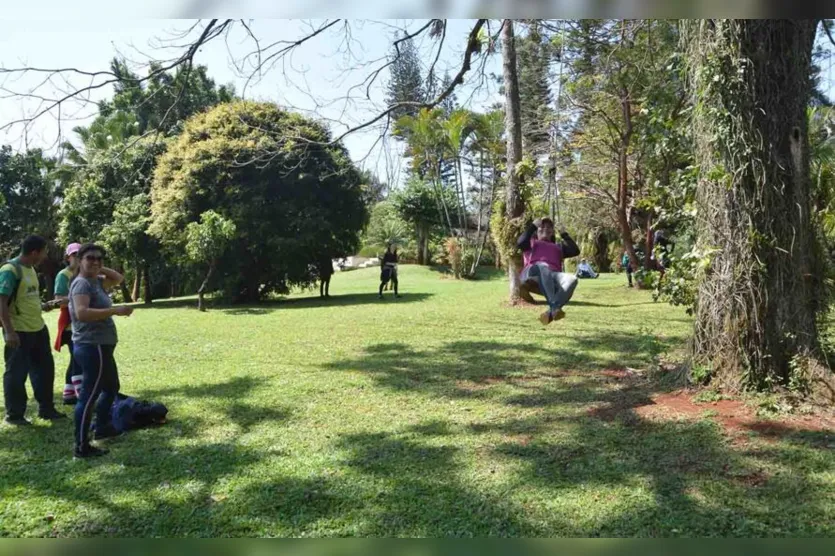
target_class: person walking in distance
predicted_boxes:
[378,244,400,299]
[69,244,133,458]
[0,235,65,425]
[54,242,82,405]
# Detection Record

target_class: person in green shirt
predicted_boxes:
[54,242,82,405]
[0,235,65,425]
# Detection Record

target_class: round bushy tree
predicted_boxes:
[150,101,367,302]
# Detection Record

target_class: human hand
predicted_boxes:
[113,306,134,317]
[4,330,20,349]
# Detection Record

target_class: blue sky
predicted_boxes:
[0,19,503,184]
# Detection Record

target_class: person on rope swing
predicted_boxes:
[518,217,581,325]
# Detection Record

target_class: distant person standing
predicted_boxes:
[621,251,633,288]
[378,244,400,299]
[54,242,82,405]
[0,235,64,425]
[318,257,333,298]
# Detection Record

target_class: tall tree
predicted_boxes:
[502,20,526,303]
[517,21,553,158]
[684,19,822,389]
[385,35,426,123]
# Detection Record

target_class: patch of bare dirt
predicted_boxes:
[633,390,835,446]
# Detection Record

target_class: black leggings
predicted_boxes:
[379,271,398,295]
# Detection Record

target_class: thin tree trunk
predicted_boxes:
[197,261,215,312]
[142,264,152,305]
[687,19,820,389]
[131,263,141,303]
[503,19,525,303]
[118,262,132,303]
[616,84,640,278]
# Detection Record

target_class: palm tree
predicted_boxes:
[395,108,454,234]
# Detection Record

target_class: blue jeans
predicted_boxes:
[520,263,578,313]
[73,344,119,448]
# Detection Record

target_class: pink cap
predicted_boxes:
[65,243,82,257]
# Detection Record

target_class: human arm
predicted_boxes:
[72,293,133,322]
[559,229,581,258]
[0,295,19,348]
[516,221,538,252]
[99,267,124,291]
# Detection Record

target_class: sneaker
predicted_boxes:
[553,309,566,321]
[94,425,122,440]
[4,416,32,426]
[62,397,78,406]
[74,444,108,459]
[38,408,67,420]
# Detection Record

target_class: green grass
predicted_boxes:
[1,267,833,537]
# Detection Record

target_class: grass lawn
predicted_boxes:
[1,266,833,537]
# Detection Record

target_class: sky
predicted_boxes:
[2,18,834,186]
[0,19,504,185]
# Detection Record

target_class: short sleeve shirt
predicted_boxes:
[69,276,117,345]
[0,258,44,332]
[54,267,74,297]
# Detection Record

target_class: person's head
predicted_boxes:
[537,218,555,241]
[581,258,587,264]
[77,243,106,278]
[20,235,48,265]
[65,242,82,271]
[387,243,397,254]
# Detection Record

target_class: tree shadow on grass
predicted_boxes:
[134,292,434,315]
[221,292,434,315]
[325,332,684,399]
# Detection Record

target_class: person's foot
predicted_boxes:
[94,425,122,440]
[553,309,566,321]
[74,444,108,459]
[378,294,383,299]
[4,416,32,426]
[63,397,78,406]
[539,311,553,326]
[395,294,401,298]
[38,408,67,420]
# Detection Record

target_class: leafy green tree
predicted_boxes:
[393,178,450,265]
[150,101,367,302]
[0,147,57,257]
[362,201,409,256]
[184,210,237,311]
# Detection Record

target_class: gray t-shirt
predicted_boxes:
[69,276,117,345]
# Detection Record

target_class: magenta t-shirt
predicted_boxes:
[523,238,564,272]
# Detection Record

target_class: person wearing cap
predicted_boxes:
[517,217,581,325]
[54,242,81,405]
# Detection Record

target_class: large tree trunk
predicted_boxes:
[687,19,821,389]
[502,19,526,304]
[616,84,641,277]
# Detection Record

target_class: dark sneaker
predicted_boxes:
[94,426,122,440]
[5,416,32,426]
[74,444,108,459]
[62,397,78,406]
[38,408,67,420]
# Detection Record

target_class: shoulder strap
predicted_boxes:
[5,260,23,308]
